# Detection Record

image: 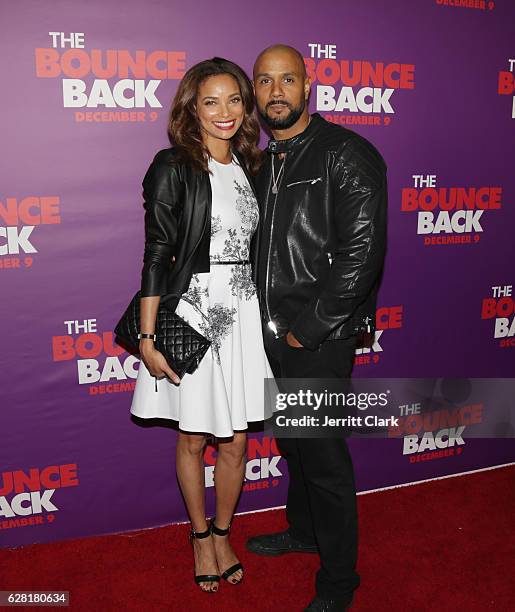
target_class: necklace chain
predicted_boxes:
[271,154,286,194]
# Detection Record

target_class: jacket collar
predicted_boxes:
[267,113,322,154]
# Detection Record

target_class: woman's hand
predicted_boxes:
[139,340,181,384]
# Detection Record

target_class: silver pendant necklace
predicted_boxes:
[271,154,286,194]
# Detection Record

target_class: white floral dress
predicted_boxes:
[130,157,274,437]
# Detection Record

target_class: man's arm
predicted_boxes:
[289,136,387,351]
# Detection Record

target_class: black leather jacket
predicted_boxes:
[255,113,387,351]
[140,147,259,311]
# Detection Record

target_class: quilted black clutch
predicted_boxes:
[115,291,211,379]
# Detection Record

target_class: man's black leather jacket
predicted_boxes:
[254,113,387,351]
[139,147,258,312]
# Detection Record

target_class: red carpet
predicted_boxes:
[1,465,514,611]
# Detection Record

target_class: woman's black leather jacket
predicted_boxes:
[140,148,258,312]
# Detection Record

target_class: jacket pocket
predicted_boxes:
[286,177,322,188]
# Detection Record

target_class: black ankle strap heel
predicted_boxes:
[210,518,243,584]
[210,520,231,536]
[189,525,220,591]
[190,526,212,541]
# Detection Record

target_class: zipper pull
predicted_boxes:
[268,320,279,339]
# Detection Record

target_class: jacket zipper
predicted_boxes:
[286,177,321,188]
[264,155,283,338]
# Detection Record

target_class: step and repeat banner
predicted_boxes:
[1,0,514,548]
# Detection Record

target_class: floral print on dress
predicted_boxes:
[210,180,259,299]
[178,168,260,363]
[181,274,208,311]
[198,303,237,356]
[234,180,259,238]
[181,274,236,363]
[211,228,245,262]
[230,264,255,300]
[211,214,222,238]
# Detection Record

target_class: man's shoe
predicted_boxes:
[246,529,318,556]
[304,595,352,611]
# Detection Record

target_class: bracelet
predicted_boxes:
[138,333,156,341]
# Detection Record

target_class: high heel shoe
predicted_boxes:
[189,526,220,592]
[210,519,244,584]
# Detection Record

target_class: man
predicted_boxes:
[247,45,387,611]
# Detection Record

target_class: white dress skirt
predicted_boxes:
[130,156,274,438]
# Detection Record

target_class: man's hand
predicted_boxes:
[286,331,304,348]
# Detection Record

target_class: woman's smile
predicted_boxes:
[212,119,237,131]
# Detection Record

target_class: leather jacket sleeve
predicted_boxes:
[289,136,387,350]
[140,154,183,297]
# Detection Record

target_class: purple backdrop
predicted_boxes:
[1,0,514,548]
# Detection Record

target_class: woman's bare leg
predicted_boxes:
[176,431,219,592]
[212,432,247,583]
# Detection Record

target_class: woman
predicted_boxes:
[130,58,273,593]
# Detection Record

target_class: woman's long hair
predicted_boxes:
[168,57,263,175]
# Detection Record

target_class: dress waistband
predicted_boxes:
[210,259,250,265]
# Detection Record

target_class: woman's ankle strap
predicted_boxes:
[210,518,231,536]
[190,526,211,539]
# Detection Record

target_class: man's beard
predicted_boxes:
[258,98,305,130]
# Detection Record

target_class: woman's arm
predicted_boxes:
[139,296,180,384]
[138,152,183,384]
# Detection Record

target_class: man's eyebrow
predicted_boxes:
[255,71,299,78]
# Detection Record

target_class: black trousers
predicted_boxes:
[264,328,360,602]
